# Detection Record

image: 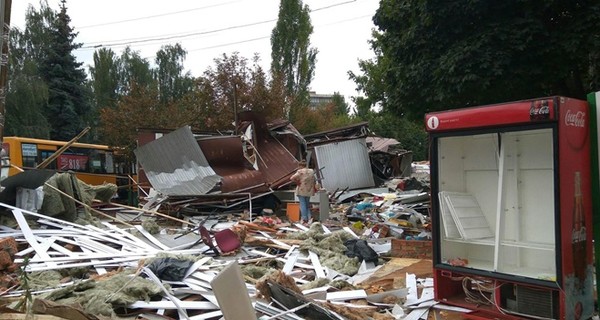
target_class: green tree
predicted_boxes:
[117,46,155,96]
[5,2,54,138]
[154,43,194,104]
[361,0,600,122]
[349,35,388,118]
[198,52,287,131]
[38,0,91,141]
[366,111,428,161]
[271,0,318,117]
[89,48,119,110]
[331,92,349,116]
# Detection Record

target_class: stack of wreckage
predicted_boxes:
[0,113,474,319]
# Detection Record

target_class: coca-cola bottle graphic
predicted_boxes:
[572,171,586,292]
[529,100,550,121]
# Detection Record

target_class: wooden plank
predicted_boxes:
[84,224,152,251]
[0,314,70,320]
[405,273,418,305]
[128,300,218,310]
[326,290,367,301]
[184,257,213,279]
[31,237,57,263]
[282,250,299,274]
[183,278,213,291]
[76,237,122,255]
[175,285,220,307]
[308,251,326,279]
[284,245,298,258]
[102,222,155,249]
[403,308,429,320]
[343,227,359,239]
[134,225,170,250]
[80,247,107,275]
[294,223,309,231]
[11,208,57,268]
[188,310,223,320]
[269,238,292,250]
[276,258,314,269]
[25,256,148,272]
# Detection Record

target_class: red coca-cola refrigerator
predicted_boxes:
[425,96,593,320]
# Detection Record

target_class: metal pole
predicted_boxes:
[0,0,12,183]
[0,0,11,142]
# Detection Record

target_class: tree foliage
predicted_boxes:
[99,84,205,160]
[271,0,318,114]
[38,0,91,141]
[98,52,287,158]
[154,43,194,104]
[355,0,600,122]
[5,2,54,138]
[89,48,119,110]
[117,46,155,95]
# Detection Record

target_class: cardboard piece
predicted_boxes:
[210,261,257,320]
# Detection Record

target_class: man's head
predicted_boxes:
[298,160,307,168]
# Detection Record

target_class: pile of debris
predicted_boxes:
[0,114,476,319]
[0,197,474,320]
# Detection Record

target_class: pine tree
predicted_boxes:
[39,0,91,141]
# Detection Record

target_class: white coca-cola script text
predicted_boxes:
[565,110,586,127]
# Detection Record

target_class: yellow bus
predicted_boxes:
[2,136,136,203]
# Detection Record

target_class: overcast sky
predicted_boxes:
[10,0,379,106]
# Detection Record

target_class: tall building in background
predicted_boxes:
[309,91,339,109]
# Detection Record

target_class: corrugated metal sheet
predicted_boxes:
[134,126,221,196]
[315,138,375,191]
[198,136,267,193]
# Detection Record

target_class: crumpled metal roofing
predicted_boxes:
[365,136,401,152]
[134,126,222,196]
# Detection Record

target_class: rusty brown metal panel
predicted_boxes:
[198,136,268,193]
[255,137,298,188]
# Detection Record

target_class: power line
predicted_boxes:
[77,1,242,29]
[76,13,373,53]
[81,18,275,48]
[186,14,372,53]
[79,0,359,50]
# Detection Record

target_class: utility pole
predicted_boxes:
[0,0,11,182]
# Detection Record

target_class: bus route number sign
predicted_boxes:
[58,154,88,171]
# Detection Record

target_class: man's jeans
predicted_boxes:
[298,195,311,221]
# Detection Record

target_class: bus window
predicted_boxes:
[22,143,38,168]
[40,150,57,169]
[105,152,114,173]
[88,150,107,173]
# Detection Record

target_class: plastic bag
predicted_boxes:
[343,239,379,265]
[146,257,194,281]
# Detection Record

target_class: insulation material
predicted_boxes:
[40,173,117,223]
[286,223,361,276]
[41,271,162,317]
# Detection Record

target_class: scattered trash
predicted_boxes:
[0,120,463,319]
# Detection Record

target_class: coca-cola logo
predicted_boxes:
[427,116,439,130]
[565,110,586,127]
[564,106,588,150]
[530,100,551,121]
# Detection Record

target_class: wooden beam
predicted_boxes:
[36,127,91,169]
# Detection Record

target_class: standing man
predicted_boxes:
[290,160,316,224]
